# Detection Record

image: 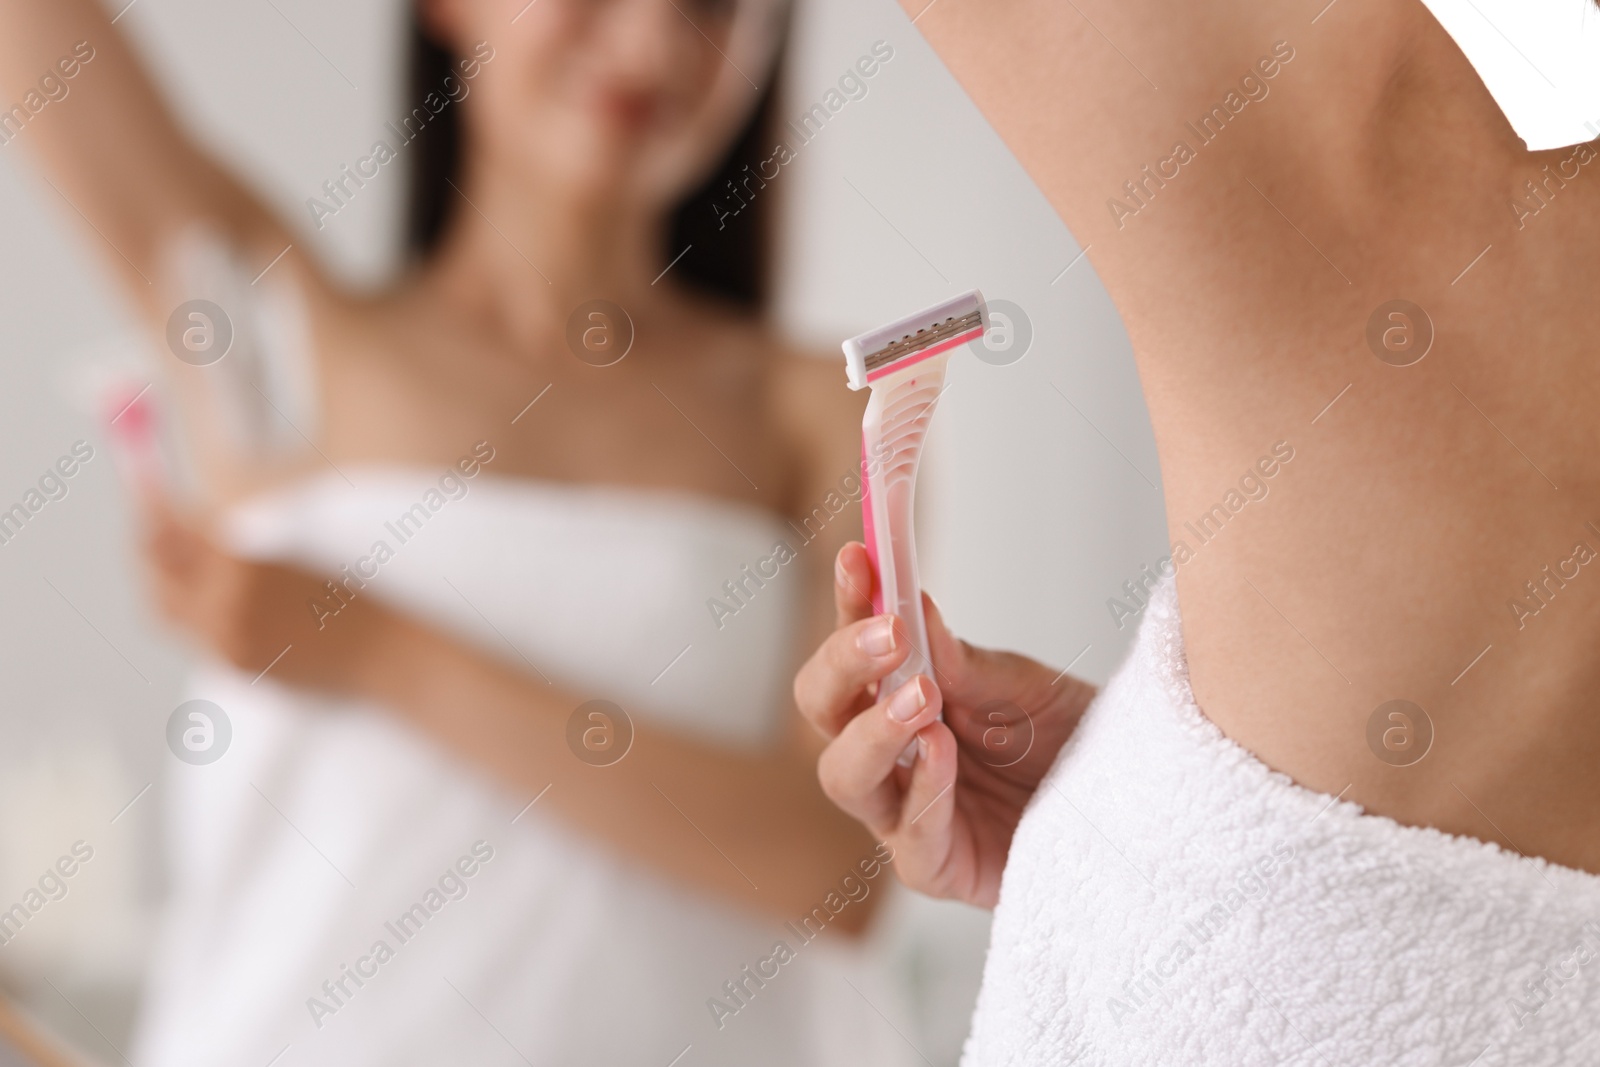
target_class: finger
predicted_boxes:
[816,675,942,833]
[134,482,194,551]
[145,548,207,633]
[146,569,191,627]
[923,591,1052,710]
[135,479,176,522]
[896,720,958,850]
[140,515,237,635]
[921,592,974,691]
[143,500,213,574]
[833,542,876,629]
[795,613,912,739]
[141,522,198,604]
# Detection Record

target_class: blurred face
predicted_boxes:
[427,0,784,207]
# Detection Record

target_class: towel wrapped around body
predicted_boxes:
[963,575,1600,1067]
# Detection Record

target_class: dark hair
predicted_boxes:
[403,12,783,311]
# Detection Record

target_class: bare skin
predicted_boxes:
[2,0,880,929]
[797,0,1600,904]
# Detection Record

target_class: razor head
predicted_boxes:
[843,290,987,390]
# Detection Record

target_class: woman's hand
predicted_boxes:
[793,542,1098,908]
[141,495,386,693]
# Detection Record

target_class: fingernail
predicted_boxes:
[887,678,926,723]
[917,733,929,760]
[835,553,849,586]
[858,617,896,657]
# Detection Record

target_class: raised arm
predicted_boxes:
[902,0,1413,241]
[0,0,308,312]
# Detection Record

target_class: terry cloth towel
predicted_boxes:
[962,575,1600,1066]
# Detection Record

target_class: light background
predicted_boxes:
[0,0,1594,1061]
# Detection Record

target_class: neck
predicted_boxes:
[419,153,674,345]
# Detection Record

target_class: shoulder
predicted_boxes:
[671,296,861,449]
[764,344,862,452]
[760,342,865,513]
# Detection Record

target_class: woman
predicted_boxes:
[797,1,1600,1064]
[2,0,914,1064]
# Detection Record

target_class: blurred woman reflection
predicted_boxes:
[0,1,914,1064]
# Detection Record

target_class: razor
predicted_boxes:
[844,291,987,723]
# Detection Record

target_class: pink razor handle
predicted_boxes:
[861,384,941,698]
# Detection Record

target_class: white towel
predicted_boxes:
[963,575,1600,1066]
[130,468,917,1067]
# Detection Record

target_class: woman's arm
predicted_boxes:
[2,0,337,510]
[366,607,884,929]
[0,0,311,308]
[144,498,884,931]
